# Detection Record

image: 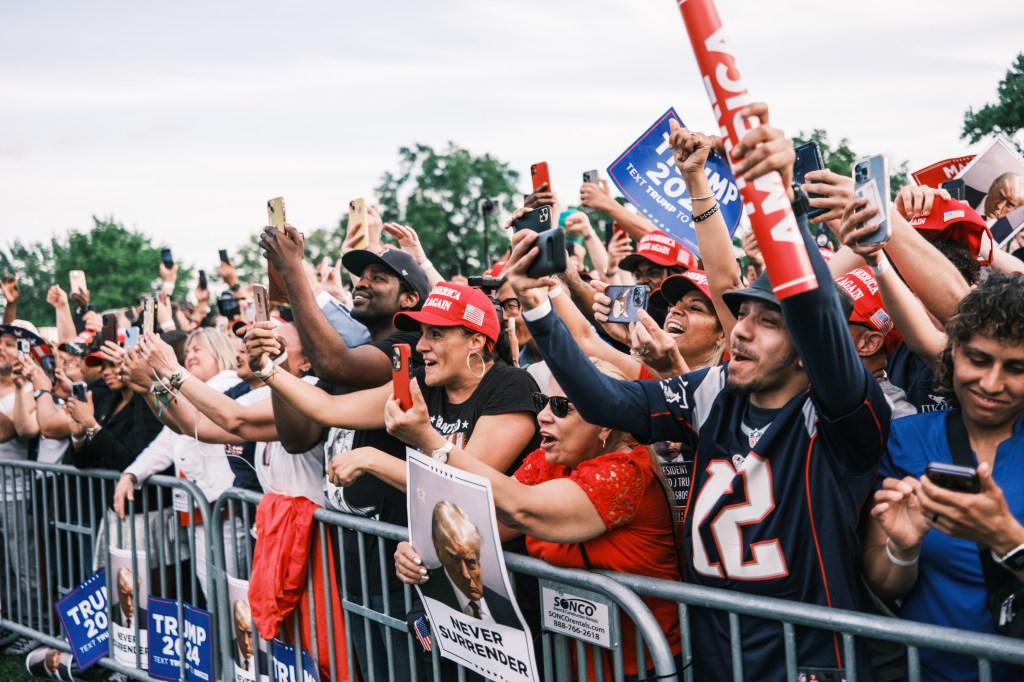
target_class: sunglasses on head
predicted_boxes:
[532,392,574,418]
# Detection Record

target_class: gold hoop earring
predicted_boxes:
[466,351,485,379]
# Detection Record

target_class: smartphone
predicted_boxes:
[531,162,551,193]
[267,197,287,233]
[582,169,599,185]
[605,285,650,323]
[71,382,88,402]
[219,249,230,264]
[793,142,828,220]
[391,343,413,411]
[252,284,270,323]
[101,314,119,346]
[144,297,156,334]
[853,155,890,246]
[511,206,552,233]
[69,270,87,296]
[125,327,140,349]
[941,178,966,202]
[346,198,370,251]
[526,227,568,279]
[198,269,208,290]
[161,248,174,268]
[16,338,30,358]
[925,462,980,494]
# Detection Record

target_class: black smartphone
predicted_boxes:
[511,206,552,233]
[161,248,174,268]
[793,142,827,220]
[101,313,119,346]
[219,249,230,264]
[605,285,650,323]
[526,228,567,278]
[16,339,30,358]
[925,462,980,494]
[198,270,208,290]
[72,382,88,402]
[941,179,966,202]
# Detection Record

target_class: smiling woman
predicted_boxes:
[864,273,1024,681]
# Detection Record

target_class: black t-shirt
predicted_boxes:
[887,343,950,414]
[414,360,541,474]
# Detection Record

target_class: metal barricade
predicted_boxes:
[211,487,678,682]
[605,571,1024,682]
[0,460,213,682]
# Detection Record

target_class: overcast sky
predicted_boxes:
[2,0,1021,274]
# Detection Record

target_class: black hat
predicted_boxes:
[342,249,431,310]
[721,272,780,318]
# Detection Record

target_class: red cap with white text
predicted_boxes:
[394,283,500,343]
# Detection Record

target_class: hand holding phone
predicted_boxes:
[531,162,551,192]
[219,249,231,264]
[793,142,827,220]
[511,206,552,233]
[853,155,891,246]
[72,382,88,402]
[346,198,370,251]
[604,285,650,323]
[925,462,980,494]
[252,285,270,323]
[267,197,287,233]
[391,344,413,411]
[101,314,119,346]
[69,270,88,296]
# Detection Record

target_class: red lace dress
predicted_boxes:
[513,444,682,676]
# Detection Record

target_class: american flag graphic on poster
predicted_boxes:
[413,616,432,652]
[870,309,894,336]
[462,305,485,327]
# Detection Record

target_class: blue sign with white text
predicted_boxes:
[607,108,742,256]
[55,569,108,671]
[147,596,214,682]
[271,639,320,682]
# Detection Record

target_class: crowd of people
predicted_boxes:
[2,99,1024,682]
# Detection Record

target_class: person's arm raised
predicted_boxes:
[260,225,392,389]
[579,180,657,242]
[245,322,390,430]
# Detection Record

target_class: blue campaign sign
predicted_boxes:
[55,569,109,671]
[271,639,320,682]
[607,108,742,257]
[147,597,214,682]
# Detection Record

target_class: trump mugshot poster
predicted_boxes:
[407,450,538,682]
[109,547,149,669]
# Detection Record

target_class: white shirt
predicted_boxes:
[124,370,241,502]
[0,391,31,500]
[249,377,325,503]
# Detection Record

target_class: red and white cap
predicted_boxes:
[620,231,698,272]
[835,268,902,352]
[394,283,500,343]
[654,269,712,307]
[908,196,993,265]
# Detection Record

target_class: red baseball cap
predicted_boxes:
[835,268,901,352]
[394,283,500,343]
[652,270,713,309]
[620,231,698,272]
[908,196,993,265]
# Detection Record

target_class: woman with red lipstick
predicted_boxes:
[864,274,1024,681]
[392,359,683,679]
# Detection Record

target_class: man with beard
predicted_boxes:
[258,224,428,682]
[505,115,891,680]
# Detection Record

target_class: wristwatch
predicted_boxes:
[993,543,1024,572]
[84,424,102,440]
[33,389,51,401]
[431,440,455,464]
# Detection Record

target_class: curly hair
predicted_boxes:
[932,238,981,286]
[934,273,1024,398]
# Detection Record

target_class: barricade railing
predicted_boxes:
[605,571,1024,682]
[0,460,213,682]
[211,487,678,682]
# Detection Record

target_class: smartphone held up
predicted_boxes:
[853,154,891,246]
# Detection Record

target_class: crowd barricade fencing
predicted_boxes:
[3,459,1024,682]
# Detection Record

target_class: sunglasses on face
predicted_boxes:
[532,392,574,418]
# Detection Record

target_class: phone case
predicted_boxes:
[793,142,827,219]
[144,298,156,334]
[72,383,88,401]
[69,270,87,295]
[925,462,980,493]
[531,162,551,192]
[853,155,890,245]
[605,285,651,323]
[125,327,140,349]
[391,344,413,411]
[583,170,599,185]
[198,270,208,290]
[219,249,230,264]
[511,206,552,233]
[102,314,119,345]
[525,227,567,278]
[161,249,174,268]
[252,285,270,323]
[347,198,370,251]
[267,197,287,232]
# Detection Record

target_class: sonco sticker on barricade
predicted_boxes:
[109,546,149,668]
[539,581,618,649]
[606,107,742,257]
[270,639,320,682]
[408,450,540,682]
[55,569,108,670]
[147,596,214,682]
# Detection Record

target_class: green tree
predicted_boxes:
[0,217,192,326]
[375,143,521,273]
[792,129,909,200]
[962,53,1024,151]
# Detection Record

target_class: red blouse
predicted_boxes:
[514,445,682,675]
